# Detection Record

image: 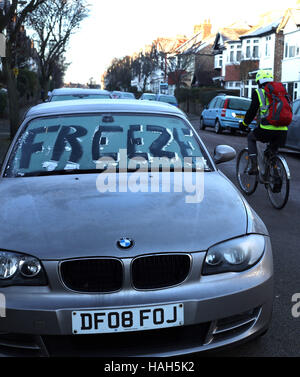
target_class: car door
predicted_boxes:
[213,97,222,122]
[286,100,300,150]
[205,98,217,126]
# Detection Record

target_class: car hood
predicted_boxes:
[0,172,248,260]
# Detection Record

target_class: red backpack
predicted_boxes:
[262,82,293,127]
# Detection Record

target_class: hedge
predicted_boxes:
[0,91,7,116]
[175,87,240,106]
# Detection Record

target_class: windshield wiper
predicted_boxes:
[14,165,212,177]
[16,169,108,177]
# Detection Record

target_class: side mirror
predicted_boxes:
[213,145,236,164]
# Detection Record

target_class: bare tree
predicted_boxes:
[167,52,195,92]
[132,44,158,92]
[1,0,47,136]
[105,56,132,91]
[27,0,89,99]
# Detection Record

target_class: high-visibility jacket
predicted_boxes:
[256,88,288,131]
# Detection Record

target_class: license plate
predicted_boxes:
[236,114,244,119]
[72,303,184,334]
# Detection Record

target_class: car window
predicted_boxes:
[142,94,156,100]
[157,96,177,104]
[228,98,251,111]
[214,98,222,108]
[121,93,135,99]
[208,98,217,109]
[292,100,300,115]
[4,114,212,177]
[51,94,111,101]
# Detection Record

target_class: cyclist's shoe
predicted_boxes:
[247,155,258,175]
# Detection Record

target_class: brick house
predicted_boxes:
[213,15,287,98]
[212,22,252,89]
[169,20,215,92]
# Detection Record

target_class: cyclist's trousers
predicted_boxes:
[247,127,287,155]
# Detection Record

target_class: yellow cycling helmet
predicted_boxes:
[255,70,273,85]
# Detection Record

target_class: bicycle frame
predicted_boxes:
[256,142,291,183]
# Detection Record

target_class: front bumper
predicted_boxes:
[0,237,273,357]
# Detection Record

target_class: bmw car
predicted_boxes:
[0,99,273,356]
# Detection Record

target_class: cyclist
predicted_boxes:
[239,70,288,175]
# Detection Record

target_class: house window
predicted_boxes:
[214,54,223,68]
[284,41,300,58]
[236,44,242,61]
[265,36,271,57]
[253,40,259,58]
[244,39,260,59]
[246,45,251,58]
[294,82,300,100]
[289,45,296,57]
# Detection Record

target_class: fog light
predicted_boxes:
[0,252,19,279]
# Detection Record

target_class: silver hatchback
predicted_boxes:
[0,100,273,356]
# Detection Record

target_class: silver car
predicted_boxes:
[0,99,273,357]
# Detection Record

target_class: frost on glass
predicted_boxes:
[5,114,211,177]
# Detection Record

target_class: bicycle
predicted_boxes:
[236,141,290,209]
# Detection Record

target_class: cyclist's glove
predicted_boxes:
[239,121,248,132]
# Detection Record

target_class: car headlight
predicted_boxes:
[202,235,265,275]
[0,251,47,287]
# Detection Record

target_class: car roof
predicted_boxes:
[216,95,251,100]
[51,88,111,96]
[25,99,186,119]
[157,94,176,97]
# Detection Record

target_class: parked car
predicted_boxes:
[139,93,156,101]
[0,99,273,356]
[200,95,256,134]
[49,88,112,101]
[155,94,178,107]
[285,99,300,151]
[111,91,136,99]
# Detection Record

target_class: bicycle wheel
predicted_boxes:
[236,148,258,195]
[266,155,290,209]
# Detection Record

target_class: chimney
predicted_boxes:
[202,18,212,39]
[194,19,212,39]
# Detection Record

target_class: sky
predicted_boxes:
[64,0,299,85]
